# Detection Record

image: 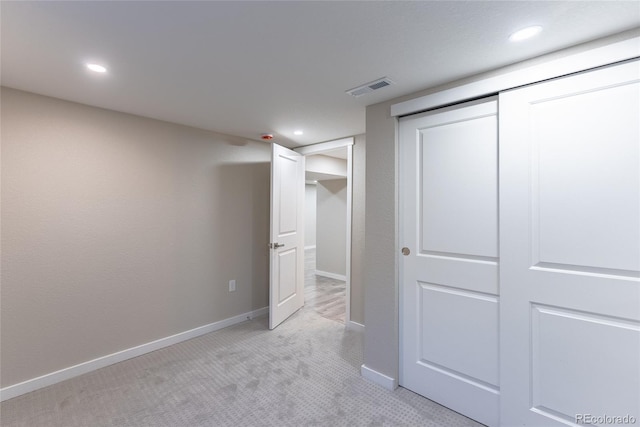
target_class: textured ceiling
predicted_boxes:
[2,1,639,148]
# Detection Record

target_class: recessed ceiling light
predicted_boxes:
[86,63,107,73]
[509,26,542,42]
[294,130,304,136]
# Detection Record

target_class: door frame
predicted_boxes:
[295,137,355,328]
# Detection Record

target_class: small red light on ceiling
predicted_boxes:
[261,134,274,140]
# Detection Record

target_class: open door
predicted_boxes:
[269,143,305,329]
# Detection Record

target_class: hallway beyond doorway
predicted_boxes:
[304,248,346,323]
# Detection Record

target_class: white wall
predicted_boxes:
[350,134,366,324]
[304,184,317,249]
[316,179,347,277]
[1,87,271,388]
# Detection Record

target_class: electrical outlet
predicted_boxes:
[229,279,236,292]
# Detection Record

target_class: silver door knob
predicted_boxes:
[401,247,410,256]
[270,242,285,249]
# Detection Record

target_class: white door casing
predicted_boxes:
[294,137,355,327]
[270,143,305,330]
[399,98,500,426]
[499,59,640,426]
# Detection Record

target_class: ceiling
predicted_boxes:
[2,2,638,148]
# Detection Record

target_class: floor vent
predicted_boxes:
[346,77,395,97]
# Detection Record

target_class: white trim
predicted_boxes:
[304,245,317,250]
[395,97,403,389]
[297,136,355,325]
[391,36,640,117]
[346,320,365,332]
[361,364,398,390]
[314,270,347,281]
[0,307,268,402]
[294,137,354,156]
[345,144,353,324]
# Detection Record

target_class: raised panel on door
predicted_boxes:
[277,248,298,304]
[500,59,640,426]
[421,113,498,258]
[531,305,640,419]
[278,155,299,237]
[419,283,499,387]
[532,82,640,273]
[400,97,500,427]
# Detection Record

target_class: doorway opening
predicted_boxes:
[295,138,353,326]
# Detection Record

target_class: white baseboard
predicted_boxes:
[361,364,398,391]
[0,306,269,402]
[304,245,316,250]
[346,320,365,332]
[314,270,347,281]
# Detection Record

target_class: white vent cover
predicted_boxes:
[346,77,395,97]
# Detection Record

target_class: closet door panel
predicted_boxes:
[499,59,640,426]
[400,98,500,427]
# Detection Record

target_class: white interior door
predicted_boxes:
[499,59,640,426]
[270,143,305,329]
[400,98,500,426]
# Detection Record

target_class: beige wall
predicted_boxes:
[316,179,347,276]
[350,134,366,325]
[362,29,639,382]
[0,88,271,388]
[304,184,317,248]
[363,101,398,376]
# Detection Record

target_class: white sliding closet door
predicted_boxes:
[400,98,499,427]
[499,59,640,426]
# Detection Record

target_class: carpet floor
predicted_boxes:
[1,308,483,426]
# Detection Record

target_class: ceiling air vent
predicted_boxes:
[346,77,395,97]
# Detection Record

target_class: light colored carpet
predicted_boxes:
[1,308,484,426]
